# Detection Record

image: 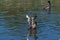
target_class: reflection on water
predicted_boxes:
[0,10,60,40]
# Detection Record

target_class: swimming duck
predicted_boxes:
[26,15,37,40]
[43,1,51,13]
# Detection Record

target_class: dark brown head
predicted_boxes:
[48,1,51,4]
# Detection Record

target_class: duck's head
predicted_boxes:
[48,1,50,4]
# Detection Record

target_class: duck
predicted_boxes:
[26,15,37,40]
[26,15,37,33]
[43,1,51,13]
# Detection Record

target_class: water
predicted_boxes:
[0,10,60,40]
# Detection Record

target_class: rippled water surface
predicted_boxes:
[0,10,60,40]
